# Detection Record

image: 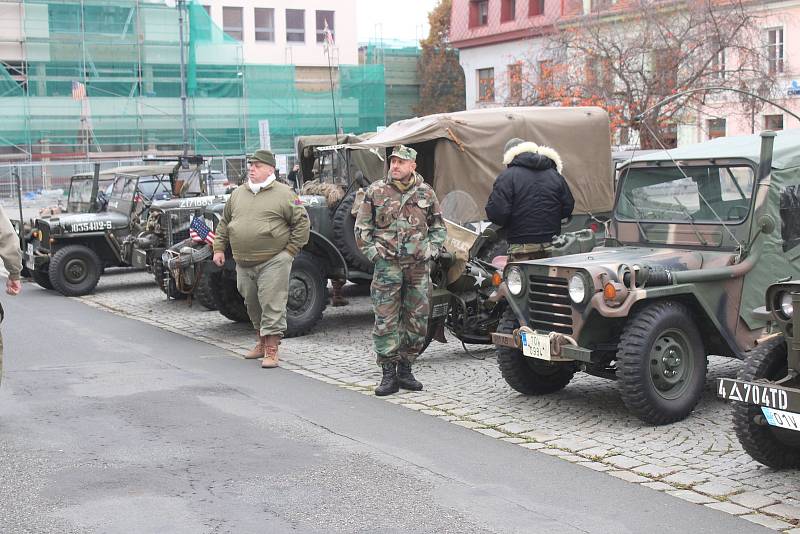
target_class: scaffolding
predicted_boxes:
[0,0,386,161]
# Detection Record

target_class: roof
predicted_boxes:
[100,164,180,177]
[629,128,800,170]
[352,106,615,215]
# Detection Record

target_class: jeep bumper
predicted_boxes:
[491,331,595,363]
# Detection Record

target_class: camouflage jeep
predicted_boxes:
[717,281,800,468]
[492,130,800,425]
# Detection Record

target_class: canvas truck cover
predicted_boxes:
[350,107,614,216]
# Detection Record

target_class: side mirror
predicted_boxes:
[480,226,498,242]
[758,214,776,235]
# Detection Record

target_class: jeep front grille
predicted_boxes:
[528,275,573,334]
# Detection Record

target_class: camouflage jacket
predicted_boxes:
[355,173,446,263]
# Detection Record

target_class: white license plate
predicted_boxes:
[761,407,800,432]
[24,243,35,270]
[520,331,551,360]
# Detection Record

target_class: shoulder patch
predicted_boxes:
[290,196,304,206]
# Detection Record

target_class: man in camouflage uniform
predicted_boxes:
[355,145,446,396]
[0,205,22,386]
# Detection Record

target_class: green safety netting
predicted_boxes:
[0,0,388,159]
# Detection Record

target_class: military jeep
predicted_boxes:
[24,158,206,296]
[164,135,386,337]
[492,129,800,425]
[717,281,800,468]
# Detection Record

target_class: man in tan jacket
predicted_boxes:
[212,150,310,368]
[0,205,23,385]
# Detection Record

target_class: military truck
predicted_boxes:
[24,158,207,296]
[491,129,800,425]
[717,281,800,468]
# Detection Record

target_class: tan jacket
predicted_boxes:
[0,206,22,281]
[213,181,310,267]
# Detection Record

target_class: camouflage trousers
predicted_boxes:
[370,258,431,365]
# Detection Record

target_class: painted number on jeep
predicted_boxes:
[70,221,112,232]
[717,378,790,410]
[178,197,215,208]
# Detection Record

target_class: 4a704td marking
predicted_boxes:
[717,378,792,410]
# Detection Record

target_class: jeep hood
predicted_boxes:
[520,246,736,275]
[47,212,130,229]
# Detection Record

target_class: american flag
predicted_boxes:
[72,80,86,101]
[189,217,216,246]
[323,19,334,51]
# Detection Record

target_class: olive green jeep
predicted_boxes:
[492,129,800,425]
[717,280,800,468]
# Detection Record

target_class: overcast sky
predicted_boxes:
[356,0,440,44]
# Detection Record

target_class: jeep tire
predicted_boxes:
[49,245,102,296]
[285,251,326,338]
[732,336,800,468]
[193,270,219,311]
[332,190,373,274]
[496,309,576,394]
[216,269,250,323]
[617,301,707,425]
[32,265,53,290]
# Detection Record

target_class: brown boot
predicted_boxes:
[245,334,265,359]
[331,279,348,307]
[262,335,280,368]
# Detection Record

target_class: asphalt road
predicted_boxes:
[0,285,769,533]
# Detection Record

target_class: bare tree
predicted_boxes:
[511,0,780,148]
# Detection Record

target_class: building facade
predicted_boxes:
[199,0,358,66]
[449,0,800,147]
[0,0,387,163]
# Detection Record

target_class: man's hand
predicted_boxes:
[212,252,226,267]
[6,278,21,295]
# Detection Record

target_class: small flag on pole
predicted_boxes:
[323,19,335,51]
[189,217,216,246]
[71,80,87,101]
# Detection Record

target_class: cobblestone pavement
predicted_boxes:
[67,270,800,532]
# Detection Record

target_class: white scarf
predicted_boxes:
[248,174,275,194]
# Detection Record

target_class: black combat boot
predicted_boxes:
[397,361,423,391]
[375,362,400,396]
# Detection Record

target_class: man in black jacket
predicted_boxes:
[485,137,575,261]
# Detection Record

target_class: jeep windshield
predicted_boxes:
[106,174,138,214]
[616,163,755,224]
[314,148,348,186]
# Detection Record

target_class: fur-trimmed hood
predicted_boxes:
[502,141,563,174]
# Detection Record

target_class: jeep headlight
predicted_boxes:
[778,291,794,320]
[568,274,587,304]
[506,267,524,296]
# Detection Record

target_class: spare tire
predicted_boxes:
[332,190,373,274]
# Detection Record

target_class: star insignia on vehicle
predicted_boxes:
[473,271,487,287]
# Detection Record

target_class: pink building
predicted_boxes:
[449,0,800,147]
